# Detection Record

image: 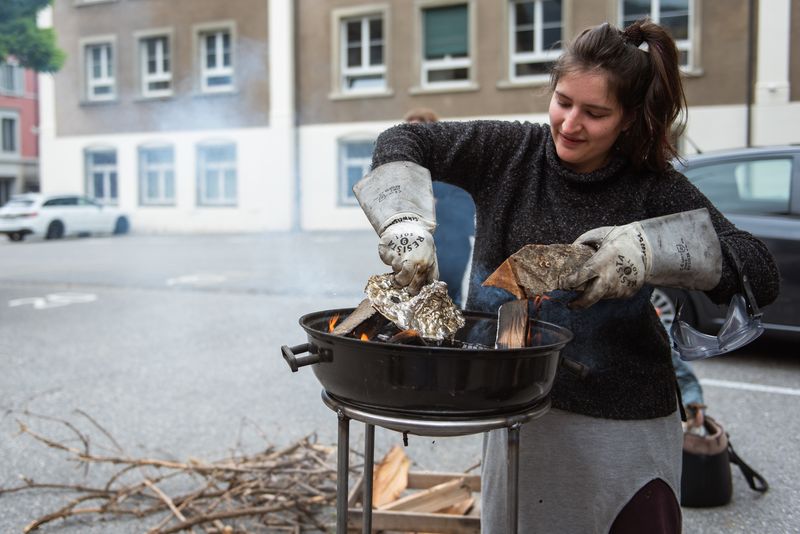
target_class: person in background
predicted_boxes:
[404,108,475,308]
[354,19,779,533]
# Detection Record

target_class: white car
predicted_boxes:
[0,193,130,242]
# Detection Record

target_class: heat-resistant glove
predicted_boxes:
[562,208,722,309]
[353,161,438,294]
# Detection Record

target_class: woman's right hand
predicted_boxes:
[378,221,439,295]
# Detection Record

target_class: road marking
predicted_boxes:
[165,274,227,286]
[701,378,800,397]
[8,293,98,310]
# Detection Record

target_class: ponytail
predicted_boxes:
[551,19,687,173]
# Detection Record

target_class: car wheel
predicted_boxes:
[651,288,697,333]
[113,216,130,235]
[45,220,65,240]
[8,231,25,242]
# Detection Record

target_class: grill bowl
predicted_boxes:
[284,307,573,416]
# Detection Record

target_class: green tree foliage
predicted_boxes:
[0,0,64,72]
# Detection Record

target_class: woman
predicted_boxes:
[354,20,779,533]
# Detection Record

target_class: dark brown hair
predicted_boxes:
[550,19,686,172]
[403,107,440,124]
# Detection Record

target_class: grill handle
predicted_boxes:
[560,356,589,379]
[282,343,321,372]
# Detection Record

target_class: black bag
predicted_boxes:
[680,415,769,508]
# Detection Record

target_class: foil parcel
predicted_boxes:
[365,274,465,341]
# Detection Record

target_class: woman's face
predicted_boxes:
[549,70,628,174]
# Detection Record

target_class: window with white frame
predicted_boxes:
[139,145,175,205]
[509,0,562,82]
[339,139,374,205]
[340,14,386,93]
[199,29,234,92]
[85,42,115,101]
[197,143,237,206]
[620,0,693,68]
[421,3,472,88]
[85,148,118,204]
[0,111,19,155]
[0,62,24,96]
[140,35,172,97]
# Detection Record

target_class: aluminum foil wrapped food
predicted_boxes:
[365,274,466,341]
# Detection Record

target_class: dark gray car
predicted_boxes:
[651,146,800,339]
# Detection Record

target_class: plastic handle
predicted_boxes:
[561,357,589,379]
[281,343,321,372]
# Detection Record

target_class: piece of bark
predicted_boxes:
[482,243,595,298]
[372,445,411,507]
[378,477,471,513]
[495,299,529,349]
[332,299,378,336]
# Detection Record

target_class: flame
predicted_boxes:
[360,333,369,341]
[526,295,551,346]
[328,314,340,332]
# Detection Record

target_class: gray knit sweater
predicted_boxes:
[371,120,780,420]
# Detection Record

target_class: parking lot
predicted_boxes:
[1,232,799,533]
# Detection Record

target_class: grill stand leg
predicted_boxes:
[337,410,350,534]
[507,423,521,534]
[363,423,375,534]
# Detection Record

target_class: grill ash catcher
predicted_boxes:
[281,292,584,533]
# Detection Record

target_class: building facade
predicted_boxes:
[0,61,39,206]
[40,0,799,233]
[39,0,294,232]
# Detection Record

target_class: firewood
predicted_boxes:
[483,243,595,297]
[333,299,378,336]
[387,329,428,346]
[437,496,475,515]
[372,445,411,507]
[378,477,471,513]
[495,299,529,349]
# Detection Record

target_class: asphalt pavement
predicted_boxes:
[1,232,799,533]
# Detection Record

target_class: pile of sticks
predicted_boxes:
[1,412,339,533]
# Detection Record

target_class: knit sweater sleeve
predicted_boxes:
[371,120,546,196]
[645,168,780,308]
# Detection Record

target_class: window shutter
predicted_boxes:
[424,5,468,59]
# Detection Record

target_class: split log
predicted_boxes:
[333,299,379,336]
[372,445,411,507]
[438,496,475,515]
[378,478,471,514]
[495,299,529,349]
[482,243,594,298]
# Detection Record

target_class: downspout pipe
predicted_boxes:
[746,0,756,148]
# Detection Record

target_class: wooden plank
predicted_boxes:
[347,509,481,534]
[378,478,471,513]
[407,472,481,492]
[495,299,529,349]
[347,474,364,508]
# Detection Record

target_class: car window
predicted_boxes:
[43,197,79,207]
[685,157,792,215]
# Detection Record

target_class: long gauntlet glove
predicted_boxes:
[563,208,722,309]
[353,161,438,294]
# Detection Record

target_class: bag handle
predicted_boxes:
[727,437,769,493]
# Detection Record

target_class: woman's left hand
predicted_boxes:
[561,225,646,308]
